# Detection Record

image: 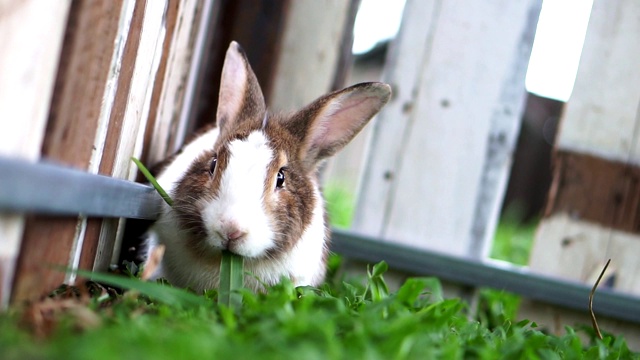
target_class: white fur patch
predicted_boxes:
[282,185,327,285]
[242,185,327,287]
[201,131,275,257]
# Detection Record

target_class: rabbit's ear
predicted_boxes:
[288,82,391,168]
[216,41,266,132]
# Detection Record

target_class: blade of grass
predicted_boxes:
[69,268,208,308]
[132,157,173,206]
[219,251,244,309]
[589,258,611,340]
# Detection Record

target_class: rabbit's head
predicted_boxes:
[152,41,390,289]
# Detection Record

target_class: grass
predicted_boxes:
[2,259,637,359]
[490,209,538,266]
[324,182,357,229]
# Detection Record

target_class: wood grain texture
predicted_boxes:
[527,0,640,341]
[89,0,169,273]
[0,0,71,307]
[138,0,180,170]
[0,0,71,160]
[545,151,640,234]
[144,0,206,166]
[269,0,352,111]
[11,0,133,303]
[531,213,640,294]
[531,0,640,286]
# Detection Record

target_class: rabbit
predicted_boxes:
[144,41,391,293]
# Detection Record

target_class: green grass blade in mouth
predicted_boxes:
[131,157,173,207]
[218,250,244,309]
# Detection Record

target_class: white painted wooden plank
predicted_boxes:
[352,0,440,236]
[92,0,170,272]
[0,0,71,160]
[269,0,351,111]
[146,0,207,166]
[63,0,137,281]
[530,0,640,293]
[113,0,168,181]
[468,2,542,258]
[527,0,640,336]
[556,0,640,164]
[531,214,640,295]
[0,0,71,307]
[354,0,539,257]
[89,0,137,175]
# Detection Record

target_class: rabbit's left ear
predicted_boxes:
[216,41,266,133]
[287,82,391,168]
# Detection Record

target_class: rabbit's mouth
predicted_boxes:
[201,231,275,260]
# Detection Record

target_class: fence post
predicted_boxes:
[524,0,640,343]
[268,0,356,111]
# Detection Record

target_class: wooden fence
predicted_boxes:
[0,0,358,306]
[1,0,639,347]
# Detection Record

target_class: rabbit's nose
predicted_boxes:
[218,219,247,242]
[226,229,246,241]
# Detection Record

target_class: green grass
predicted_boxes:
[491,211,538,266]
[324,184,542,338]
[324,182,356,228]
[1,260,637,359]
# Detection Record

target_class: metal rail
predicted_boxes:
[332,229,640,324]
[0,156,161,220]
[1,156,638,323]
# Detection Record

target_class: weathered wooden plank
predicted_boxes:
[0,0,71,307]
[526,0,640,343]
[11,0,140,303]
[555,0,640,164]
[88,0,169,274]
[543,151,640,234]
[530,0,640,293]
[269,0,353,111]
[353,0,540,257]
[351,0,438,235]
[144,0,207,166]
[531,214,640,294]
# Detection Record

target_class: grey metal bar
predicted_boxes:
[331,229,640,324]
[0,156,162,220]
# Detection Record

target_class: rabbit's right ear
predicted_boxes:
[216,41,266,132]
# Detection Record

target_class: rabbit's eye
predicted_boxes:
[209,156,217,175]
[276,168,286,189]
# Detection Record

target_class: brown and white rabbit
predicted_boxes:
[145,41,391,293]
